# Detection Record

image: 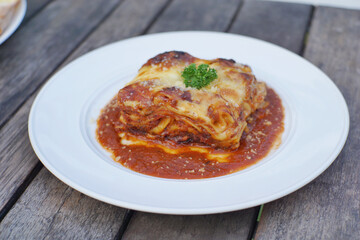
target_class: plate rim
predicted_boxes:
[28,31,350,214]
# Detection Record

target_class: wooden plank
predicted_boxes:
[68,0,170,58]
[121,0,258,239]
[0,0,169,238]
[123,210,255,240]
[0,0,121,128]
[123,2,313,239]
[24,0,53,22]
[0,0,121,220]
[230,0,313,53]
[0,96,38,211]
[256,6,360,239]
[0,0,314,239]
[0,169,126,239]
[148,0,241,33]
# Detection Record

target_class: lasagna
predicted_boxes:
[97,51,284,179]
[116,51,266,150]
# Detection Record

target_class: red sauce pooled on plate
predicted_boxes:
[96,87,284,179]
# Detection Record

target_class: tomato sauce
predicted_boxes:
[96,87,284,179]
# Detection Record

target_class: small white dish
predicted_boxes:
[0,0,26,45]
[28,31,349,214]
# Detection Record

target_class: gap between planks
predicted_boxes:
[228,1,314,239]
[0,162,42,221]
[299,6,315,56]
[138,0,174,36]
[115,1,246,236]
[0,0,249,238]
[255,6,360,238]
[0,0,124,130]
[0,0,171,221]
[225,0,244,32]
[24,0,54,22]
[114,210,135,240]
[0,0,125,222]
[0,0,312,239]
[251,6,316,239]
[0,0,173,235]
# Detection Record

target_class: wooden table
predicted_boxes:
[0,0,358,239]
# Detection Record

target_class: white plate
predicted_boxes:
[0,0,26,45]
[28,31,349,214]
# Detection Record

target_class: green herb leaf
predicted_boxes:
[181,63,217,89]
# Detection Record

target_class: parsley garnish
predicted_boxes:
[181,63,217,89]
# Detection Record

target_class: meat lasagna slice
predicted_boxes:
[116,51,266,150]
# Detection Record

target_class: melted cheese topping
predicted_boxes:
[116,51,266,150]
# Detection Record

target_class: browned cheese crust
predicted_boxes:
[116,51,266,150]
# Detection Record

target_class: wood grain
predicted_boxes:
[0,0,121,128]
[0,95,38,211]
[0,0,331,239]
[0,0,169,238]
[123,1,312,240]
[230,0,313,53]
[0,0,123,220]
[121,0,257,239]
[256,6,360,239]
[0,169,126,239]
[67,0,170,59]
[123,210,255,240]
[148,0,241,33]
[24,0,53,22]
